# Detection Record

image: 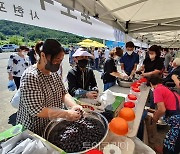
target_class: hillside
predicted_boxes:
[0,20,102,46]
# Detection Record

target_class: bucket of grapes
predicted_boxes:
[43,111,108,153]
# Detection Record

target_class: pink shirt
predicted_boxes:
[154,84,180,110]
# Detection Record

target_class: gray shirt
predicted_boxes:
[164,53,172,69]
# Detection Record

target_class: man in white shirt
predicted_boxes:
[94,47,99,70]
[104,47,110,61]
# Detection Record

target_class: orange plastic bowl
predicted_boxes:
[109,117,128,136]
[119,107,135,121]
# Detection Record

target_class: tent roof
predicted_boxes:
[57,0,180,47]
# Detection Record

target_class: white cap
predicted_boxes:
[72,48,93,57]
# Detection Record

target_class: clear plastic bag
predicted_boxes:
[11,89,20,109]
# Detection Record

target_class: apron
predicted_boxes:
[164,92,180,152]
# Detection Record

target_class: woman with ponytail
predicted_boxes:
[16,39,83,136]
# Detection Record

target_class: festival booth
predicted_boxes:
[0,77,153,154]
[1,0,178,153]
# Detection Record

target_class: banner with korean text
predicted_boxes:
[0,0,117,40]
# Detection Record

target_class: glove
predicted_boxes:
[8,80,16,91]
[121,70,128,78]
[48,106,83,121]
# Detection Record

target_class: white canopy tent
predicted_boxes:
[57,0,180,47]
[0,0,180,47]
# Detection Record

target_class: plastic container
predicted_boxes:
[124,101,136,111]
[119,107,135,132]
[109,117,128,136]
[125,94,138,104]
[140,77,147,83]
[86,149,103,154]
[130,87,141,98]
[131,81,141,89]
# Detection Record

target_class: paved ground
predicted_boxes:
[0,52,103,132]
[0,53,17,132]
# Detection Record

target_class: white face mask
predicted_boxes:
[127,51,133,55]
[22,52,28,56]
[36,54,40,61]
[114,56,119,61]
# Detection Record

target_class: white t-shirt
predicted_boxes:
[7,53,31,77]
[94,50,99,59]
[104,49,110,60]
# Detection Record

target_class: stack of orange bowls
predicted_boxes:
[119,107,135,122]
[109,117,128,136]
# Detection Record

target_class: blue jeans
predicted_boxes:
[104,82,115,91]
[94,58,99,70]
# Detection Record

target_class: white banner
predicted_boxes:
[0,0,116,40]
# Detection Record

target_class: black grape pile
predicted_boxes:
[48,118,105,153]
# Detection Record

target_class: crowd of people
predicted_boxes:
[7,39,180,154]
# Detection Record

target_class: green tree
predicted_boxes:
[9,36,21,45]
[0,20,103,45]
[0,32,6,40]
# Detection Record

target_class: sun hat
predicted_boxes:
[72,48,93,57]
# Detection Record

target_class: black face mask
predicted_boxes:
[77,59,88,68]
[45,60,60,72]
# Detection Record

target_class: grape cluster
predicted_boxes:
[48,118,105,153]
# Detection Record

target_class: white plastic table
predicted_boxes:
[109,85,150,138]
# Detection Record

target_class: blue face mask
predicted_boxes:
[45,60,60,72]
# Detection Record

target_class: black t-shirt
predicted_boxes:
[28,49,36,64]
[103,58,117,84]
[143,57,164,73]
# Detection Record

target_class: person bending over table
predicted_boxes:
[148,74,180,154]
[67,48,98,99]
[16,39,82,136]
[120,41,139,79]
[137,45,164,109]
[103,47,124,91]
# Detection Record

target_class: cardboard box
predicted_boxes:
[105,96,125,117]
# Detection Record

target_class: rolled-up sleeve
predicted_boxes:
[20,73,44,117]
